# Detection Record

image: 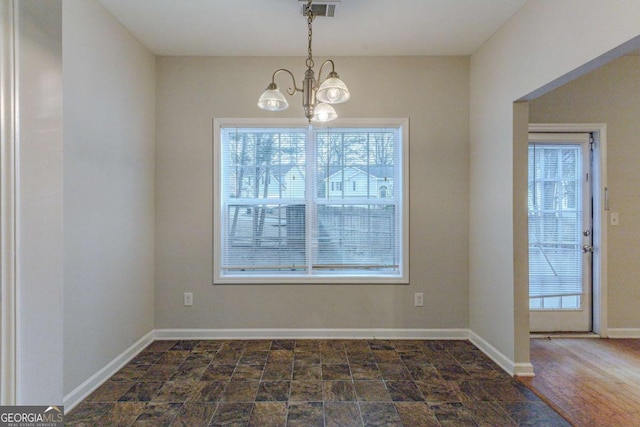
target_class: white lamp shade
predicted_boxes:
[257,88,289,111]
[316,77,351,104]
[312,103,337,122]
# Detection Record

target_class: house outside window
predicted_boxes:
[213,119,409,284]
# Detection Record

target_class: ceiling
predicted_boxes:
[96,0,528,57]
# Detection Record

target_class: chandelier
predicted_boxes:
[257,0,350,122]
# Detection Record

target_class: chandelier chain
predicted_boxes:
[306,0,314,69]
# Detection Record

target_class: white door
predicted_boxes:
[529,133,593,332]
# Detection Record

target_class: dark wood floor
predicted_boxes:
[519,338,640,427]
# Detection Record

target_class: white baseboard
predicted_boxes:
[607,328,640,338]
[468,331,534,377]
[512,363,535,377]
[153,328,470,341]
[63,331,155,412]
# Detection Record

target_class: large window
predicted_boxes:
[213,119,409,284]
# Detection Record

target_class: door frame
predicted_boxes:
[529,123,608,337]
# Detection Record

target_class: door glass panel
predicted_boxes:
[528,143,583,310]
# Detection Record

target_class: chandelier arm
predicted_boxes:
[272,68,302,96]
[315,59,336,89]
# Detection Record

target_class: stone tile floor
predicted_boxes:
[66,339,569,426]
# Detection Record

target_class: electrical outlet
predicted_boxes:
[414,293,424,307]
[184,292,193,306]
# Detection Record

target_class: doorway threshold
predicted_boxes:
[530,332,600,339]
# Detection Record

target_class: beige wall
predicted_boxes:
[530,56,640,330]
[12,0,63,404]
[63,0,156,396]
[155,56,470,331]
[470,0,640,367]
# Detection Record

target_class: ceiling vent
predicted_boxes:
[300,1,339,17]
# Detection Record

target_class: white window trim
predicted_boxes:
[213,117,410,284]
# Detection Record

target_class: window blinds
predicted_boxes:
[219,126,402,279]
[313,128,400,273]
[528,143,584,298]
